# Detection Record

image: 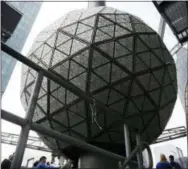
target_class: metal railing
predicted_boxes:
[1,42,153,169]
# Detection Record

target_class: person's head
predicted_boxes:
[47,162,50,165]
[9,153,15,161]
[33,161,39,167]
[160,154,167,162]
[169,155,174,163]
[39,156,47,163]
[51,159,55,164]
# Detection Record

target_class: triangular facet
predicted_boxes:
[34,46,43,58]
[92,50,110,68]
[113,80,130,95]
[53,60,69,78]
[150,52,162,68]
[149,88,160,106]
[137,73,150,90]
[116,14,130,23]
[76,23,92,34]
[57,39,72,55]
[131,95,145,111]
[148,74,160,90]
[68,110,85,127]
[42,44,51,57]
[46,33,57,47]
[98,15,114,27]
[97,41,114,58]
[153,68,165,85]
[115,25,131,37]
[70,39,87,55]
[81,16,96,27]
[142,97,155,111]
[116,55,133,71]
[53,111,69,127]
[93,89,109,104]
[70,72,86,91]
[135,56,148,72]
[90,73,107,91]
[135,38,149,53]
[73,50,89,68]
[131,80,144,96]
[109,99,125,115]
[69,60,85,79]
[41,50,52,66]
[107,89,124,105]
[51,50,67,67]
[62,23,77,35]
[50,95,64,113]
[51,87,66,104]
[127,100,139,115]
[114,42,130,58]
[66,90,79,104]
[77,30,93,43]
[110,64,128,83]
[137,52,151,68]
[94,63,111,82]
[99,24,115,38]
[118,37,133,52]
[163,69,172,86]
[56,32,71,47]
[95,29,111,42]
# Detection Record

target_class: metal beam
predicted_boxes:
[123,124,131,158]
[10,72,43,169]
[136,134,143,169]
[1,109,126,162]
[158,17,166,39]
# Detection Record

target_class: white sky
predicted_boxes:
[1,1,187,167]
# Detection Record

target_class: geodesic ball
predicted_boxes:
[20,6,177,156]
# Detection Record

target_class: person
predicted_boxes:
[1,153,15,169]
[33,160,40,167]
[35,156,58,168]
[169,155,182,169]
[156,154,172,169]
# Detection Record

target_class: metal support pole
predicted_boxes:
[158,17,166,39]
[136,134,143,169]
[10,72,43,169]
[123,124,131,157]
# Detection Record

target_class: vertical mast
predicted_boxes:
[88,0,106,8]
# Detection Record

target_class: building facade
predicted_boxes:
[1,1,42,95]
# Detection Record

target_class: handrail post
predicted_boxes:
[136,134,143,169]
[10,71,43,169]
[123,124,131,168]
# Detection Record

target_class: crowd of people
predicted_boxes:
[1,152,183,169]
[33,156,59,168]
[156,154,182,169]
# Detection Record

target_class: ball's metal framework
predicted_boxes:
[20,7,177,157]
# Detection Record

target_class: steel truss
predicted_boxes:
[1,126,186,154]
[1,42,153,169]
[1,132,51,152]
[152,126,187,144]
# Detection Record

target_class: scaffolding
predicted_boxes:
[1,42,153,169]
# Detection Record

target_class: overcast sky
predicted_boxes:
[1,1,187,167]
